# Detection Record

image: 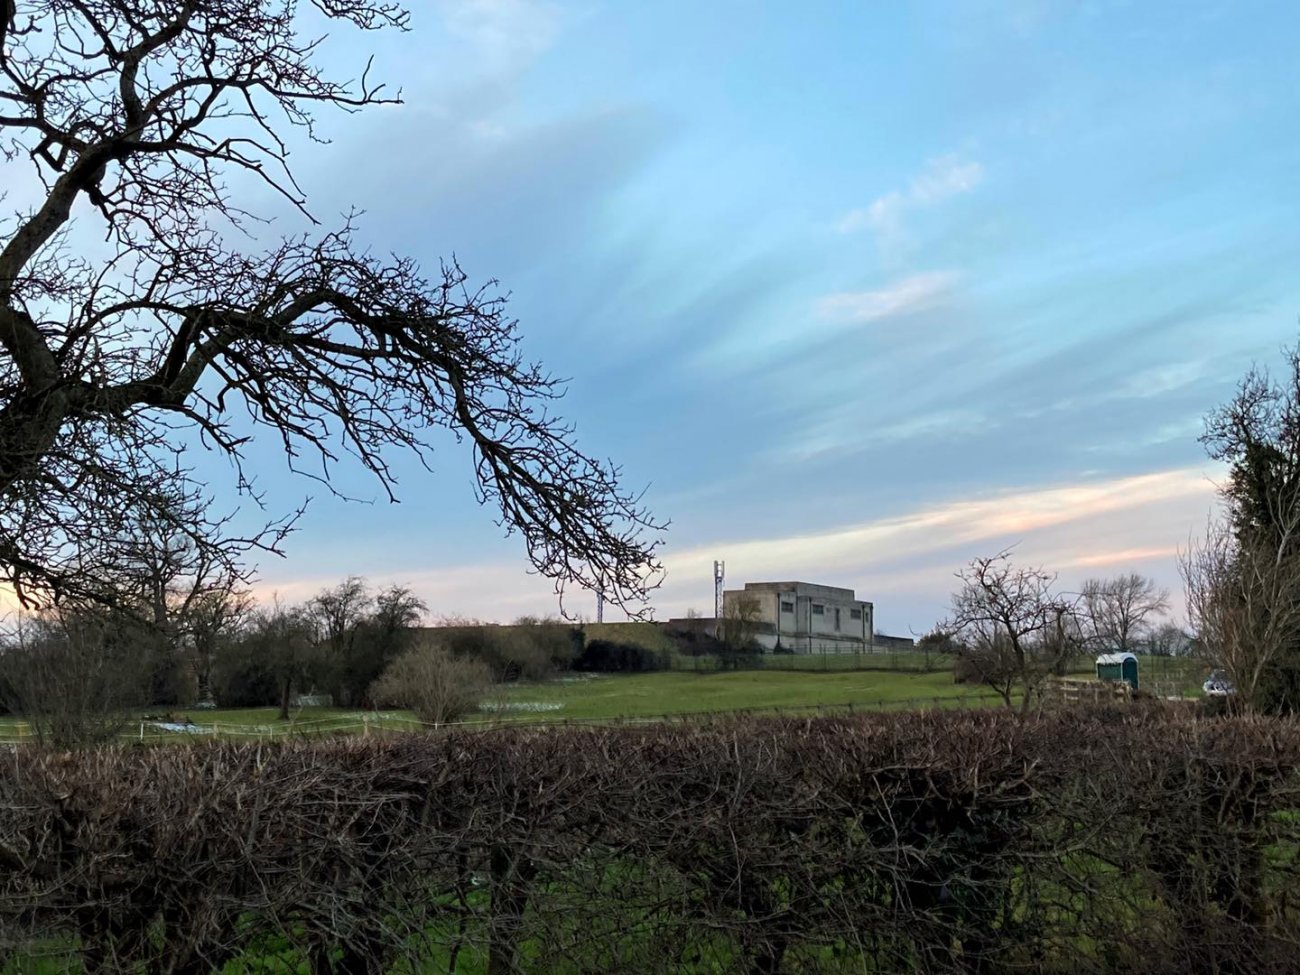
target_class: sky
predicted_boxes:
[41,0,1300,632]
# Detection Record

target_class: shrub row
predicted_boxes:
[0,707,1298,973]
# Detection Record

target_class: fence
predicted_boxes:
[671,649,952,673]
[671,648,1208,688]
[1044,677,1132,707]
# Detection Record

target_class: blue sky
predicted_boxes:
[224,0,1300,632]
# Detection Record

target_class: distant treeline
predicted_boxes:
[0,706,1296,973]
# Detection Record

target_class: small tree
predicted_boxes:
[1144,621,1192,657]
[241,602,320,720]
[915,628,960,672]
[0,608,148,746]
[1079,573,1170,652]
[1192,340,1300,711]
[1181,513,1300,712]
[187,585,254,705]
[308,576,372,706]
[944,551,1079,711]
[951,625,1021,704]
[718,595,763,670]
[370,637,492,725]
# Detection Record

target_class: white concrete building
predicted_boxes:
[722,581,874,653]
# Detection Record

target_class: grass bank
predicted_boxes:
[490,667,999,719]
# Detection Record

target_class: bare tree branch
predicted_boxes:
[0,1,664,614]
[944,550,1081,711]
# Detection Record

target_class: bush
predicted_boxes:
[434,621,579,682]
[369,638,492,724]
[1,708,1298,973]
[953,654,983,684]
[1199,693,1232,718]
[575,638,670,672]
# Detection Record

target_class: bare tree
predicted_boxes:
[1144,621,1191,657]
[372,584,427,636]
[187,584,254,705]
[950,623,1022,707]
[306,576,426,705]
[347,582,428,702]
[1190,340,1300,711]
[306,575,369,703]
[0,607,148,745]
[307,577,369,648]
[240,600,319,720]
[1181,513,1300,711]
[112,504,258,702]
[944,551,1079,711]
[718,594,763,669]
[1079,573,1170,652]
[0,0,663,615]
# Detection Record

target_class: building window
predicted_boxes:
[811,604,824,615]
[850,608,863,621]
[780,601,795,613]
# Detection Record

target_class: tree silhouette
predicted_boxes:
[0,0,663,613]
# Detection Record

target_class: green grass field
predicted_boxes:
[488,668,999,720]
[0,668,998,742]
[0,655,1208,743]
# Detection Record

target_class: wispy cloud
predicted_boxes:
[1114,360,1206,399]
[910,157,987,204]
[815,270,960,324]
[1064,545,1180,569]
[695,268,960,378]
[665,467,1213,583]
[436,0,561,74]
[837,155,985,248]
[250,563,565,623]
[1019,359,1211,424]
[769,407,992,464]
[862,408,993,447]
[656,466,1218,628]
[238,466,1219,631]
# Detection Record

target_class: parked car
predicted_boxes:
[1203,670,1236,697]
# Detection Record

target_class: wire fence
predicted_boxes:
[669,649,1209,689]
[669,649,954,673]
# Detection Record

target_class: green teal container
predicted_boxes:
[1095,652,1139,691]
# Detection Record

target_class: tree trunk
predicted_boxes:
[196,661,212,703]
[487,844,535,975]
[279,677,292,721]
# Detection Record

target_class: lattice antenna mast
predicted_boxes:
[713,560,725,620]
[596,591,605,624]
